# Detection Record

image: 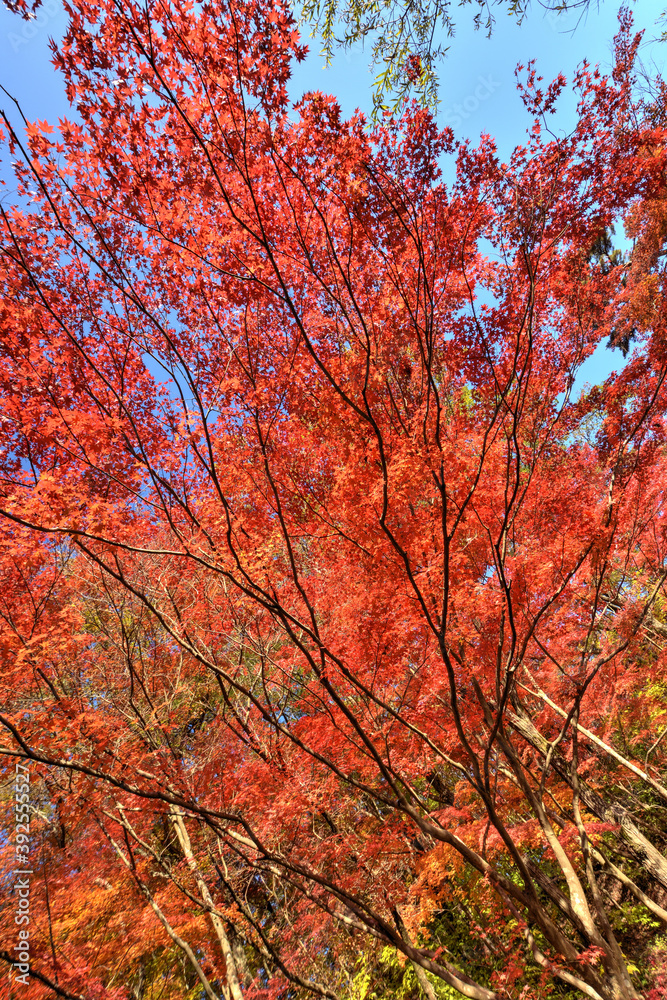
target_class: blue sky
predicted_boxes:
[2,2,660,149]
[0,0,663,390]
[289,0,660,145]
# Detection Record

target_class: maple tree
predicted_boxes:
[1,1,667,998]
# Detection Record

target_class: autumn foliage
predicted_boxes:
[1,2,667,999]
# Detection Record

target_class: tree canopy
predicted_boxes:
[2,0,602,111]
[1,2,667,999]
